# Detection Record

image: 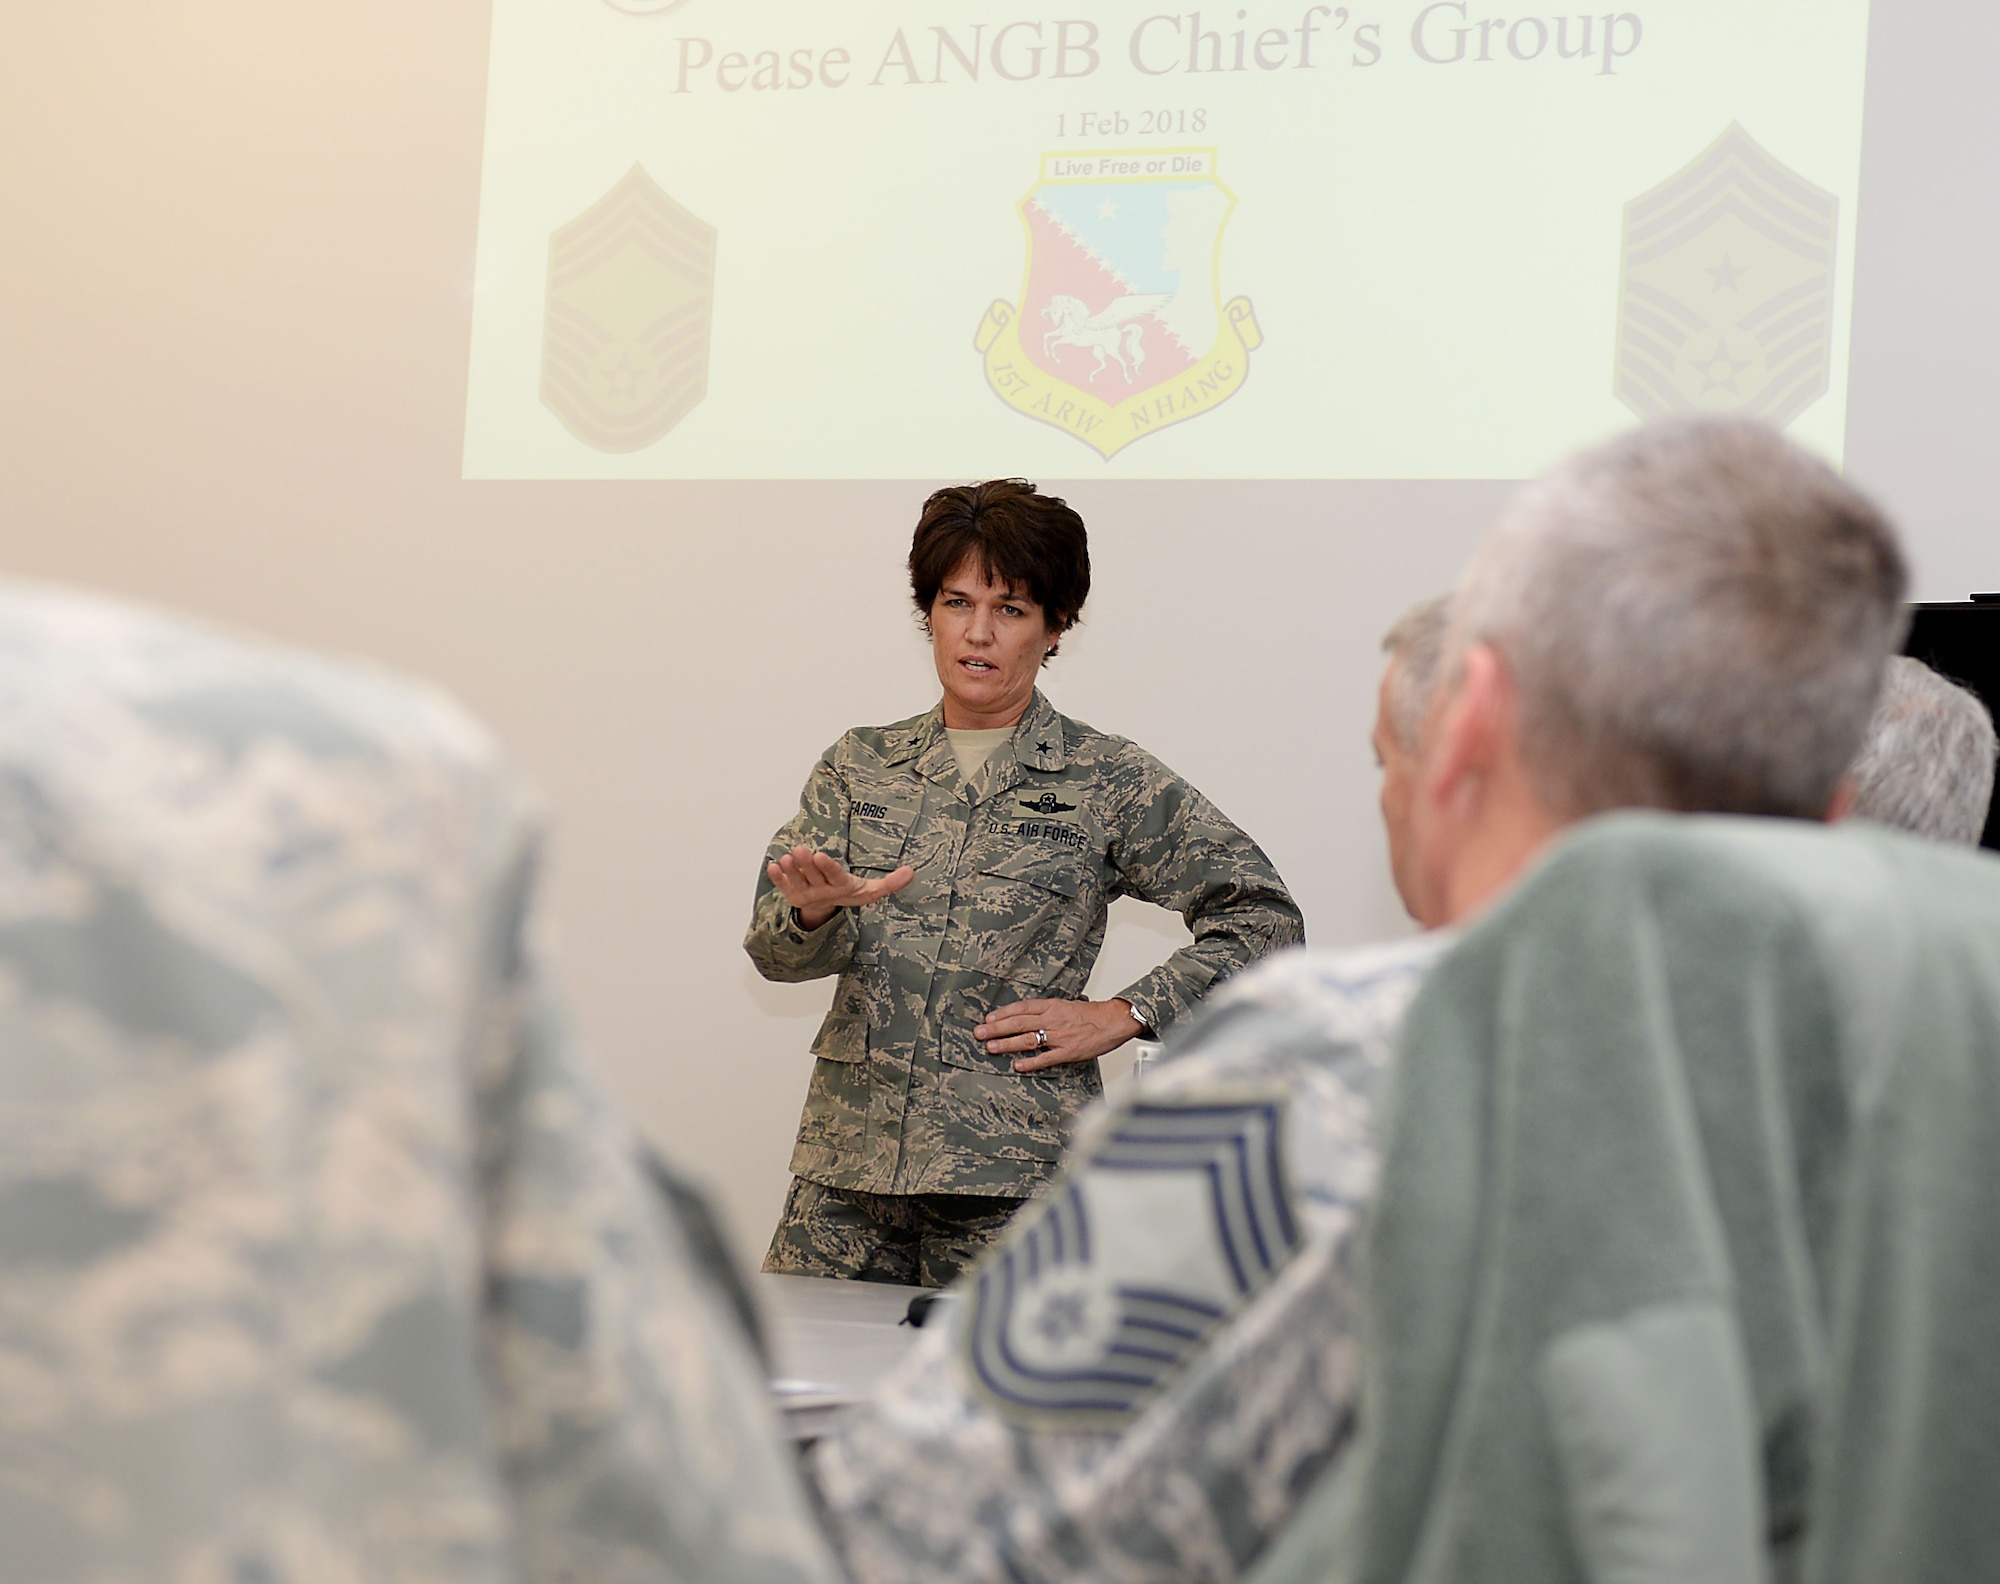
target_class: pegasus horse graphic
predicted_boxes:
[1041,293,1172,384]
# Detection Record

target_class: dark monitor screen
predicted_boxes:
[1903,601,2000,852]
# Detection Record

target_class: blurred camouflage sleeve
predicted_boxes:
[477,842,841,1584]
[0,586,842,1584]
[745,745,860,983]
[1104,752,1304,1035]
[639,1141,768,1361]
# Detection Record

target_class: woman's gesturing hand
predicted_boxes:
[768,845,915,930]
[975,998,1144,1073]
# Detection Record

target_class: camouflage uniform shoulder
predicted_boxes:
[824,706,943,771]
[1206,933,1454,1021]
[0,580,518,792]
[1043,708,1179,785]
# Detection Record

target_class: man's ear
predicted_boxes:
[1425,642,1514,809]
[1823,775,1857,823]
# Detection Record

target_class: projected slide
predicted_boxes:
[463,0,1872,479]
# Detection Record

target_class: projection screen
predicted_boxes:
[465,0,1873,480]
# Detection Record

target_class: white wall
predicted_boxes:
[2,2,1993,1265]
[1842,5,2000,597]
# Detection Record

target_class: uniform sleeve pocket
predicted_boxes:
[809,1011,868,1063]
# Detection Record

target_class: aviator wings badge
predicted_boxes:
[974,149,1262,461]
[1614,124,1839,429]
[961,1094,1300,1428]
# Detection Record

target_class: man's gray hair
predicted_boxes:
[1381,595,1451,751]
[1449,419,1910,820]
[1849,656,1997,844]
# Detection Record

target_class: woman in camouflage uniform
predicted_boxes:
[747,481,1304,1286]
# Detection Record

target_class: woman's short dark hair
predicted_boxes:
[908,480,1091,660]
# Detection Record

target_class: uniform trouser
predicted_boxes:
[762,1176,1028,1289]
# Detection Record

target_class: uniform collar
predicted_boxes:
[1012,690,1068,773]
[882,693,1069,787]
[881,705,944,769]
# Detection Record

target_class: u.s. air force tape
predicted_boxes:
[960,1091,1300,1429]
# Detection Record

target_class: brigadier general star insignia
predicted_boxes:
[960,1093,1299,1428]
[1019,792,1078,815]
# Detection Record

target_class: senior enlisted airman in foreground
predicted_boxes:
[0,583,841,1584]
[748,480,1304,1286]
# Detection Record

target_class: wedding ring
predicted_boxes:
[1034,1028,1049,1051]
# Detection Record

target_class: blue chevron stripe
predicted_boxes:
[962,1096,1300,1423]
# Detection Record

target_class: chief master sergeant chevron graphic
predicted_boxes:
[1614,123,1840,429]
[962,1093,1300,1428]
[541,165,717,453]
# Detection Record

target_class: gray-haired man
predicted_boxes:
[1407,418,1904,915]
[1374,592,1452,927]
[1847,654,1997,845]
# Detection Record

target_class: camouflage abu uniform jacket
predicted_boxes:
[744,690,1304,1197]
[0,584,841,1584]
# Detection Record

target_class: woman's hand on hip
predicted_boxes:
[768,845,915,930]
[977,998,1144,1073]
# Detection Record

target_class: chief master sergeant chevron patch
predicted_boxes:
[962,1093,1300,1428]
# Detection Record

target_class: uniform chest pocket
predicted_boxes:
[975,842,1093,899]
[848,796,917,872]
[959,844,1101,990]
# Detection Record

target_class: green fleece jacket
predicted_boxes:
[1352,813,2000,1584]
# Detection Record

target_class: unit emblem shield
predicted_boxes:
[974,149,1262,461]
[541,165,716,453]
[1614,124,1839,429]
